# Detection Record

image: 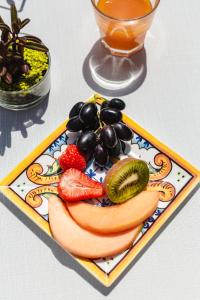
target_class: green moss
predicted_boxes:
[0,48,49,91]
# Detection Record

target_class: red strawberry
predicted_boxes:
[58,145,86,172]
[58,168,104,202]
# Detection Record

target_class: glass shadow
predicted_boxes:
[83,39,147,97]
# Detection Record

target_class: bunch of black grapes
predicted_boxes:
[67,98,133,167]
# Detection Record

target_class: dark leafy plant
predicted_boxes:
[0,4,48,85]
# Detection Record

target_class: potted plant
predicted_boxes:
[0,4,50,110]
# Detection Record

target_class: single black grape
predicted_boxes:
[100,125,117,149]
[109,98,126,111]
[69,102,84,118]
[108,139,121,157]
[67,116,85,132]
[100,108,122,124]
[101,101,109,110]
[79,103,98,125]
[84,116,100,131]
[113,122,133,141]
[94,144,109,167]
[76,131,97,153]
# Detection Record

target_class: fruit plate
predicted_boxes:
[0,95,199,287]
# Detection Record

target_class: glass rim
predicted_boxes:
[91,0,160,22]
[0,52,51,95]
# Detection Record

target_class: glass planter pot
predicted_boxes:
[0,54,51,111]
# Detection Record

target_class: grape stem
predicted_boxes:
[89,94,107,105]
[88,94,106,132]
[96,112,103,129]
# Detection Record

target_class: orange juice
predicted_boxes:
[97,0,152,20]
[93,0,158,56]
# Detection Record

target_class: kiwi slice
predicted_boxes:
[104,158,149,204]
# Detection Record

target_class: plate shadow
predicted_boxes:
[0,93,49,156]
[83,39,147,97]
[0,183,199,295]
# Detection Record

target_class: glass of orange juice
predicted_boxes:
[91,0,160,57]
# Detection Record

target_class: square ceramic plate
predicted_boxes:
[0,95,199,287]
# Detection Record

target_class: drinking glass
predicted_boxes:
[91,0,160,57]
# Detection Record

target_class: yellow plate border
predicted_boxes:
[0,95,199,287]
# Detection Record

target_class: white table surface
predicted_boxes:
[0,0,200,299]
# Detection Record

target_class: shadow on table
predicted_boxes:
[0,93,49,156]
[1,184,199,295]
[83,39,147,97]
[0,0,27,12]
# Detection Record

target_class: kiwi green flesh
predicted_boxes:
[119,173,138,190]
[105,159,149,204]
